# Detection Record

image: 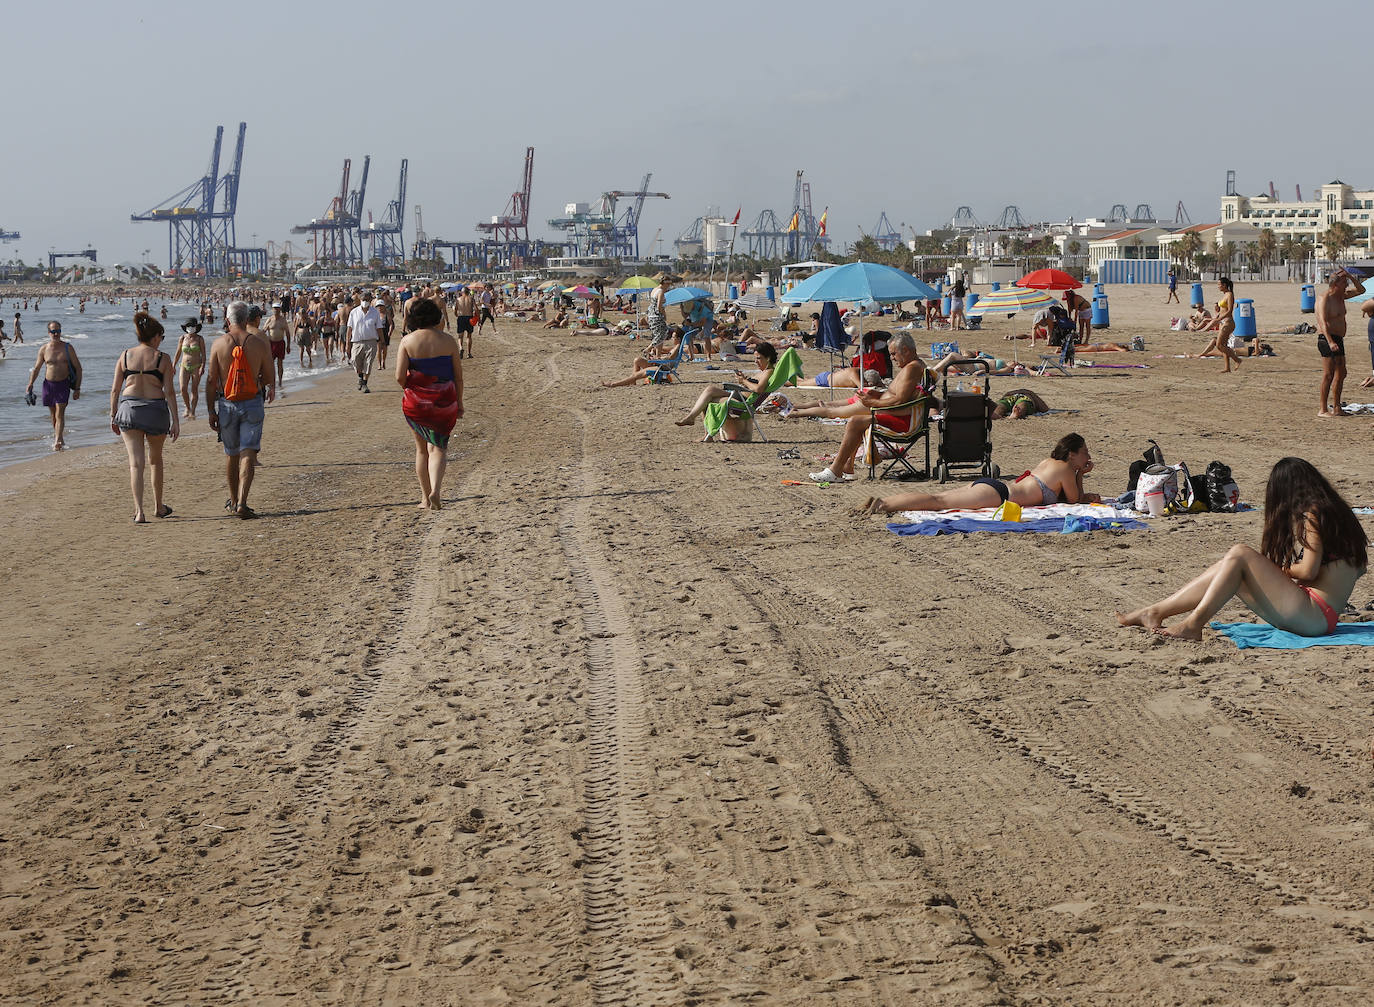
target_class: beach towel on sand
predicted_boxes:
[886,502,1144,536]
[703,348,804,439]
[1209,622,1374,650]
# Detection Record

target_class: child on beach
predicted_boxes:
[1117,457,1367,640]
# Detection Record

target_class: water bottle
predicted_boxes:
[955,380,964,393]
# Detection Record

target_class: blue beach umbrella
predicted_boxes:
[779,261,938,305]
[663,285,713,306]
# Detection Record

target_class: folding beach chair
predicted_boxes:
[1036,328,1076,377]
[645,326,699,384]
[705,347,804,442]
[865,389,935,480]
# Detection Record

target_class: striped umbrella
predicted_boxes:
[967,287,1056,315]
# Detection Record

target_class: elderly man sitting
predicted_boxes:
[786,331,929,482]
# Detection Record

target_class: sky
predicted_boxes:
[4,0,1372,267]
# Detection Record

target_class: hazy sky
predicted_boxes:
[4,0,1370,266]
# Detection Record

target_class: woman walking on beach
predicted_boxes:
[110,312,179,522]
[173,318,206,419]
[1192,277,1242,373]
[395,297,463,510]
[1117,457,1366,640]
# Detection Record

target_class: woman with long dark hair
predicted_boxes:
[394,297,463,510]
[1190,276,1243,372]
[855,433,1099,514]
[1117,457,1367,639]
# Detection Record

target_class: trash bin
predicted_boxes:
[966,292,979,313]
[1091,291,1110,329]
[1234,298,1257,338]
[1300,284,1315,313]
[941,294,952,317]
[1190,282,1205,308]
[728,283,738,300]
[764,285,775,302]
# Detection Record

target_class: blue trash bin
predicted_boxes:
[1300,284,1315,313]
[728,283,738,300]
[764,285,775,302]
[991,281,1001,291]
[941,294,952,317]
[1091,291,1110,329]
[1235,298,1257,338]
[966,292,979,313]
[1190,282,1205,308]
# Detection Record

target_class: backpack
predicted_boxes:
[1126,439,1167,492]
[223,338,259,402]
[1135,461,1197,514]
[1204,461,1240,513]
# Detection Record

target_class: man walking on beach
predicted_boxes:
[1315,267,1365,416]
[266,303,291,392]
[207,301,275,519]
[478,284,496,333]
[454,287,475,358]
[346,294,382,392]
[24,321,82,451]
[1166,269,1179,303]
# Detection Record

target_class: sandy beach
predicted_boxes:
[3,282,1373,1004]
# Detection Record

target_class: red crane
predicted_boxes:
[477,146,534,242]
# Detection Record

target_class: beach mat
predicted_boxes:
[886,503,1144,537]
[1210,622,1374,650]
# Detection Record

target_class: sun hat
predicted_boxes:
[181,318,202,332]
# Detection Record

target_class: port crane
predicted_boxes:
[292,156,371,266]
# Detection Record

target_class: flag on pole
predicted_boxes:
[817,209,828,238]
[786,211,800,232]
[731,207,741,225]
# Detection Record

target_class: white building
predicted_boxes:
[1221,180,1374,257]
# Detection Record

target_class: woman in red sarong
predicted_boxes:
[395,297,464,510]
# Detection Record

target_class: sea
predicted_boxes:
[0,296,350,468]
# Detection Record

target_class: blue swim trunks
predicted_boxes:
[814,371,830,387]
[217,395,264,455]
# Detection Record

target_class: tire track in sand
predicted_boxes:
[558,407,681,1006]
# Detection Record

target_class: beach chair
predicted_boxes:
[703,347,804,442]
[865,390,935,480]
[645,326,699,384]
[1036,328,1076,377]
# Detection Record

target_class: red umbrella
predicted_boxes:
[1017,268,1081,291]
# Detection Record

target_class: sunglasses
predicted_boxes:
[49,328,61,334]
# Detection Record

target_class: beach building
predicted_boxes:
[1221,180,1374,257]
[1086,227,1168,271]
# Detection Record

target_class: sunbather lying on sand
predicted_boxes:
[854,432,1098,514]
[930,350,1024,376]
[991,388,1048,419]
[543,310,568,329]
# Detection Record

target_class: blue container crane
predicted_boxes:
[365,159,408,268]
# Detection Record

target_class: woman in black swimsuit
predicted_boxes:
[855,433,1097,515]
[110,312,180,522]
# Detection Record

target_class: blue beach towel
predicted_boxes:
[1210,621,1374,650]
[886,515,1145,537]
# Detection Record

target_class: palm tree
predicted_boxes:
[1177,231,1203,278]
[1321,222,1355,263]
[1218,241,1237,277]
[1256,228,1277,277]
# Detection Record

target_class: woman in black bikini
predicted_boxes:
[855,433,1097,515]
[110,312,180,523]
[1117,457,1366,640]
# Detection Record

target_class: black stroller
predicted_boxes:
[935,361,999,483]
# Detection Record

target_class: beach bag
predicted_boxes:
[223,340,259,402]
[1204,461,1240,513]
[1135,462,1195,513]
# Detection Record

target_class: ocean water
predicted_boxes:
[0,297,350,467]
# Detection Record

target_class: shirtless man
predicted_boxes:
[266,303,292,390]
[1315,267,1366,416]
[453,287,476,358]
[374,292,394,368]
[791,332,929,482]
[206,301,275,519]
[25,321,83,451]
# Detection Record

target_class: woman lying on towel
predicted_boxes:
[854,433,1098,515]
[1117,457,1367,640]
[395,297,463,510]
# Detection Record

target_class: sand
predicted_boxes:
[2,283,1373,1005]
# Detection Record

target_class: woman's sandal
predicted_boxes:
[156,505,173,519]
